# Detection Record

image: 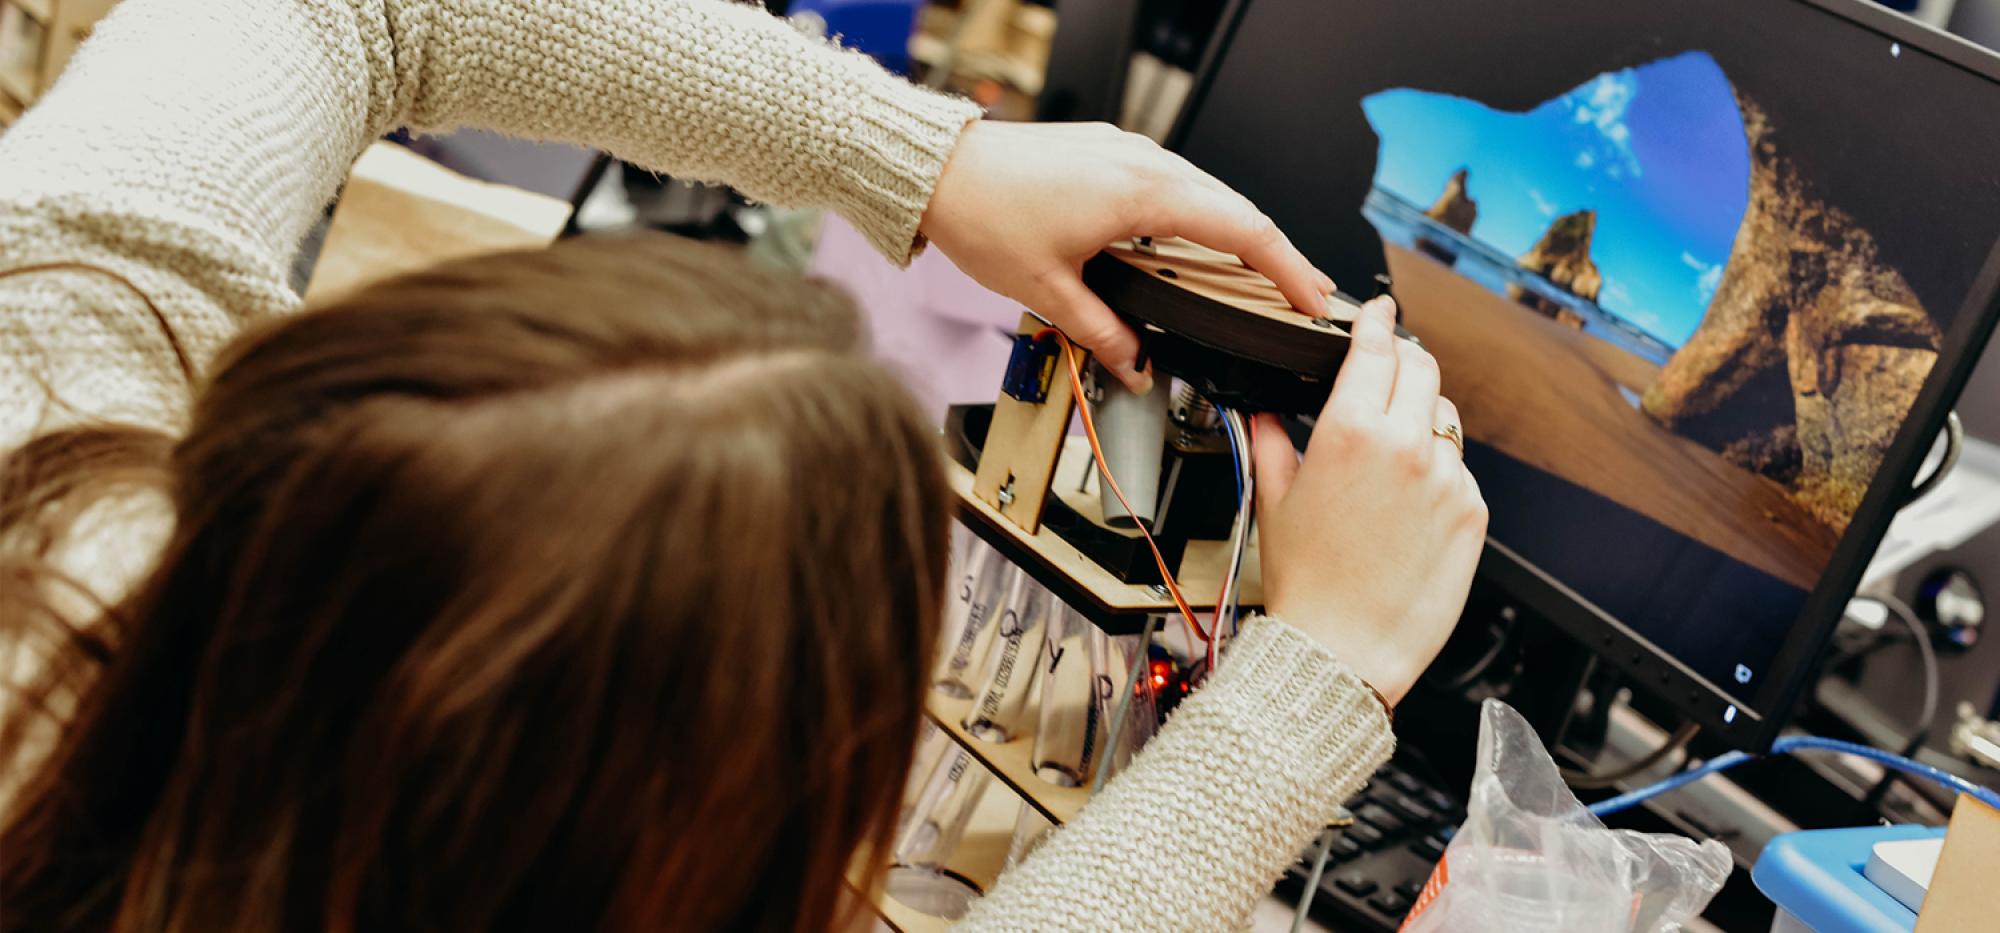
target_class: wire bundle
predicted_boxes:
[1050,333,1265,806]
[1057,336,1209,648]
[1209,409,1254,670]
[1053,333,1259,676]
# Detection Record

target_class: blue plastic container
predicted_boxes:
[1751,824,1946,933]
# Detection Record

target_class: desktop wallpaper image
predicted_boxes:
[1356,50,1941,592]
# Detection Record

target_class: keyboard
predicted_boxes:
[1281,760,1463,930]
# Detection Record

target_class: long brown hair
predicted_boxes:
[0,234,949,932]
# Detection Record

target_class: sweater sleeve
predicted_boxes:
[954,616,1395,932]
[375,0,982,261]
[7,0,976,270]
[0,0,977,448]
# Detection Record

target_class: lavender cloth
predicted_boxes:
[810,214,1022,423]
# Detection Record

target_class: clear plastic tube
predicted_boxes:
[893,744,996,867]
[885,744,993,921]
[934,541,1017,698]
[962,574,1051,743]
[1091,627,1160,792]
[896,722,951,835]
[1032,604,1104,786]
[1003,800,1056,872]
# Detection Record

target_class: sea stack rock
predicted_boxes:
[1641,93,1940,532]
[1509,209,1603,320]
[1425,168,1479,234]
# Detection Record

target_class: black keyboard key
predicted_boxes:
[1394,879,1425,900]
[1334,873,1378,898]
[1330,836,1363,861]
[1369,891,1412,916]
[1354,803,1406,835]
[1435,824,1458,843]
[1345,821,1386,848]
[1387,771,1426,796]
[1409,835,1446,860]
[1424,788,1458,813]
[1380,791,1438,824]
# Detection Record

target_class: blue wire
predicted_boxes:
[1218,408,1245,516]
[1587,735,2000,819]
[1584,751,1752,819]
[1230,417,1247,635]
[1216,408,1249,636]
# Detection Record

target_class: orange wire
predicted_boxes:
[1057,337,1209,645]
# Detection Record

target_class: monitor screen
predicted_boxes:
[1174,0,2000,740]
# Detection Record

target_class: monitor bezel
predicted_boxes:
[1169,0,2000,750]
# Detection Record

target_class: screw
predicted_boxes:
[997,478,1016,507]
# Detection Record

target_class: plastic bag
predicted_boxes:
[1400,699,1732,932]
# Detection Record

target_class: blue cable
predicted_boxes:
[1587,735,2000,819]
[1216,408,1249,636]
[1218,407,1245,516]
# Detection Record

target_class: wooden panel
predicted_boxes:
[10,0,52,23]
[1083,236,1364,414]
[1098,236,1348,327]
[0,63,32,109]
[925,691,1091,826]
[951,446,1262,633]
[19,0,51,23]
[970,315,1075,535]
[1046,439,1262,610]
[0,82,22,126]
[867,890,949,933]
[0,1,40,107]
[37,0,117,91]
[304,142,569,306]
[1916,797,2000,931]
[856,762,1025,932]
[50,0,116,27]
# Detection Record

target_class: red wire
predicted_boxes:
[1057,337,1210,645]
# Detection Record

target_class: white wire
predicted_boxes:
[1224,409,1252,604]
[1858,593,1940,747]
[1213,408,1254,662]
[1291,827,1335,933]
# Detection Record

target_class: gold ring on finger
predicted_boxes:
[1433,422,1464,459]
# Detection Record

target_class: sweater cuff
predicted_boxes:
[827,78,982,265]
[1197,615,1396,787]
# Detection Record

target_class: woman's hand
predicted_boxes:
[919,121,1334,392]
[1252,296,1487,704]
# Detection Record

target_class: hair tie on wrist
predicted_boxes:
[1364,680,1394,722]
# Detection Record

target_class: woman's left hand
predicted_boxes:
[918,120,1335,393]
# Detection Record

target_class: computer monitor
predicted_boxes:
[1036,0,1140,123]
[1170,0,2000,749]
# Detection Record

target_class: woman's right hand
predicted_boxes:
[1252,295,1488,705]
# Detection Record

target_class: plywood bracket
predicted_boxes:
[972,314,1077,535]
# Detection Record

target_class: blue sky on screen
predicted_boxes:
[1361,51,1749,348]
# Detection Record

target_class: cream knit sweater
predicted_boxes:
[0,1,1394,929]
